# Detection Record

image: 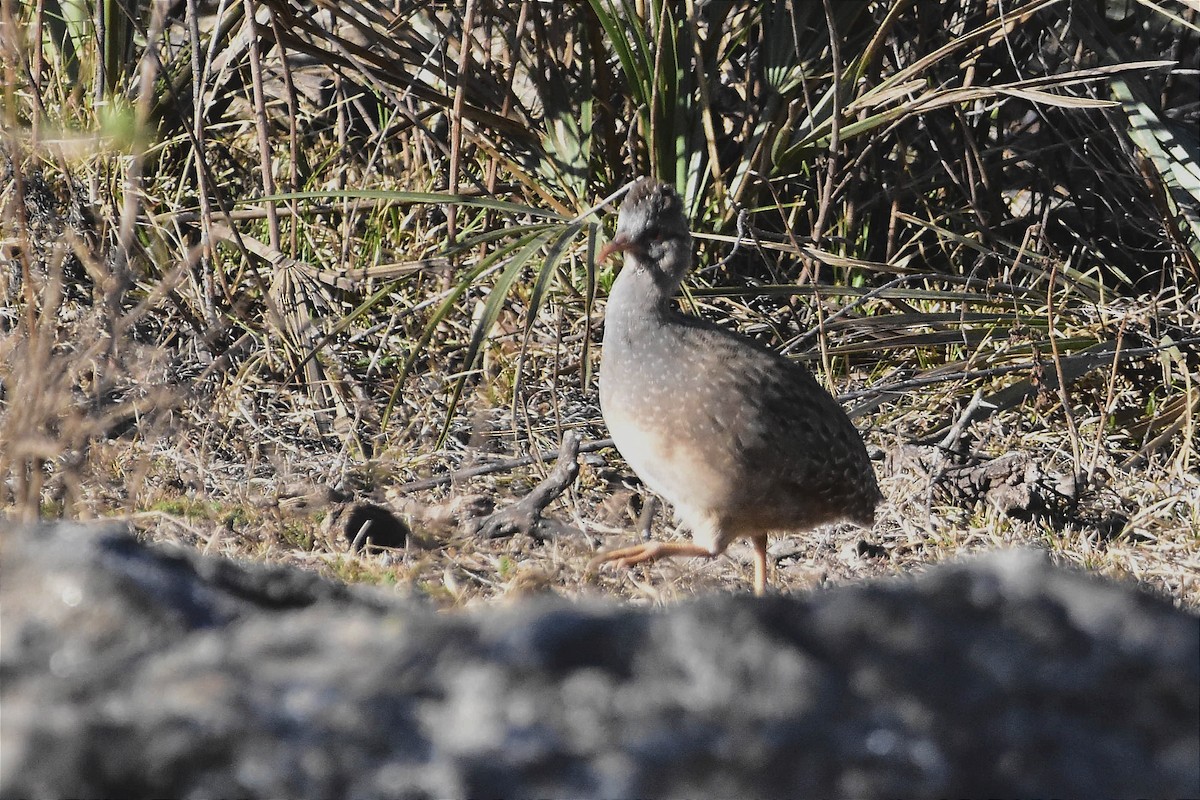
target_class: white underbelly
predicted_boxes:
[601,395,728,514]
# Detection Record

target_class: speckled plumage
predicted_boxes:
[592,178,881,594]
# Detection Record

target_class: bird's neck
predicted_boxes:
[606,260,681,325]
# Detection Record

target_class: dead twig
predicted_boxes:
[395,434,614,494]
[477,430,584,541]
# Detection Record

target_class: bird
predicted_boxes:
[589,178,881,596]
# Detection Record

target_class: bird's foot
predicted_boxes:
[586,540,715,575]
[588,537,769,597]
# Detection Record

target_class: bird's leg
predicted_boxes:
[751,534,769,597]
[587,540,716,576]
[590,537,772,595]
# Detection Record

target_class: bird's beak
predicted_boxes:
[598,235,633,263]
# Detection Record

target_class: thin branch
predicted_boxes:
[394,436,616,494]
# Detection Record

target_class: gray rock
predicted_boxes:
[2,522,1196,798]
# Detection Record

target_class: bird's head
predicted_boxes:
[600,178,692,290]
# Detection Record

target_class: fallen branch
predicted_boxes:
[394,434,613,494]
[477,430,584,541]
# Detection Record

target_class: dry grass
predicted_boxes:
[117,421,1200,612]
[80,296,1200,612]
[3,0,1198,611]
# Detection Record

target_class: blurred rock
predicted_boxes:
[2,522,1196,798]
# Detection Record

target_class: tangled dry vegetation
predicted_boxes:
[2,1,1198,608]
